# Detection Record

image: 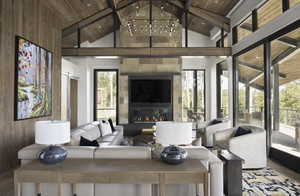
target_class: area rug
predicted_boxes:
[242,168,300,196]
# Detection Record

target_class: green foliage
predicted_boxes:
[280,80,300,111]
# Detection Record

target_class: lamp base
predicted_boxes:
[39,145,67,164]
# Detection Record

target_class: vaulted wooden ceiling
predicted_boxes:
[46,0,239,47]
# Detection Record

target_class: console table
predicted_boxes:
[14,159,208,196]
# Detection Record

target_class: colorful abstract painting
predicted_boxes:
[15,37,52,120]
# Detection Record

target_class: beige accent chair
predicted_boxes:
[214,125,267,169]
[199,119,231,147]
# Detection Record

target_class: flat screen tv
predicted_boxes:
[131,79,171,103]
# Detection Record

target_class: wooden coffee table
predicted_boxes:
[14,159,209,196]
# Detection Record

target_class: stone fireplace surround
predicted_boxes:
[118,58,182,136]
[128,75,173,124]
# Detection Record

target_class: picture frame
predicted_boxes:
[14,36,53,121]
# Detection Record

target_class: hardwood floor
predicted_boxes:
[0,159,298,196]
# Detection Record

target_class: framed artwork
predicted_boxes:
[15,36,53,120]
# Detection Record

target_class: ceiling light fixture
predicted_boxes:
[123,1,180,37]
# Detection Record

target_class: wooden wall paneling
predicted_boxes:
[0,0,62,174]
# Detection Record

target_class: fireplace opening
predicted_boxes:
[129,76,173,123]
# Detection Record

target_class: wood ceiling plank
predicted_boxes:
[166,0,230,32]
[62,8,113,37]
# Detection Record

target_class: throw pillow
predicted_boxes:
[81,126,101,141]
[80,136,99,147]
[99,120,113,136]
[233,127,252,137]
[108,118,116,132]
[208,119,222,126]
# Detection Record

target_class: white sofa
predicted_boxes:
[69,122,124,146]
[214,125,267,169]
[199,119,231,147]
[18,145,224,196]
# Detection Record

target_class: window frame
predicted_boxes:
[93,69,119,124]
[182,69,206,121]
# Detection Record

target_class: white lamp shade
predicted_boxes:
[35,121,70,145]
[156,122,193,146]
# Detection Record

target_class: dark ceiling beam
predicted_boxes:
[272,46,299,65]
[166,0,230,32]
[107,0,121,23]
[276,37,298,48]
[62,0,138,37]
[238,61,287,78]
[62,47,232,57]
[181,0,192,24]
[239,77,264,91]
[248,47,300,84]
[248,72,263,84]
[240,23,298,48]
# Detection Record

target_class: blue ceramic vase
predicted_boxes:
[39,145,67,164]
[160,145,188,165]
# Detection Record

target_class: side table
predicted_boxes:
[218,150,244,196]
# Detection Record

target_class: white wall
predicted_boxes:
[62,30,219,125]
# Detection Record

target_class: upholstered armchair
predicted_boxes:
[198,119,231,147]
[213,125,267,169]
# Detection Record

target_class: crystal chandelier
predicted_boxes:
[123,1,180,37]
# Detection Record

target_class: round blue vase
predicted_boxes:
[160,145,188,165]
[39,145,67,164]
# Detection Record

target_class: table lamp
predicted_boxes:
[35,121,70,164]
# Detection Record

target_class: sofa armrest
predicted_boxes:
[115,125,123,134]
[208,152,224,196]
[229,131,266,150]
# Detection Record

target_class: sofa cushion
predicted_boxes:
[182,146,209,160]
[18,144,96,160]
[94,146,152,159]
[233,127,252,137]
[80,136,99,147]
[98,135,115,143]
[99,120,113,136]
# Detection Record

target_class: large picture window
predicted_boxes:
[236,45,265,127]
[271,27,300,156]
[217,61,229,119]
[94,70,118,123]
[182,70,205,122]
